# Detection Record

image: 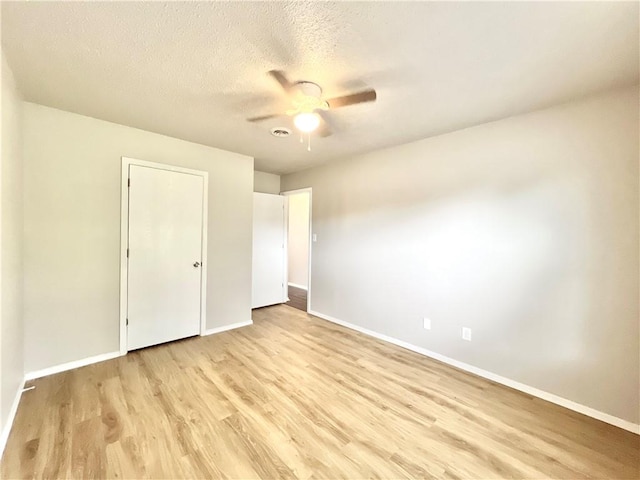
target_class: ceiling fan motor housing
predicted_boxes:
[294,81,323,99]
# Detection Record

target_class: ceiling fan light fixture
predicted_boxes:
[294,112,320,133]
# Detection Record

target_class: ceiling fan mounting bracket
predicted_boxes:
[293,81,322,99]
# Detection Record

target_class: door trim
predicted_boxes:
[119,157,209,355]
[281,187,312,313]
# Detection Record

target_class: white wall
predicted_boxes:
[282,86,640,425]
[254,171,281,194]
[0,52,24,443]
[287,192,310,289]
[23,103,254,373]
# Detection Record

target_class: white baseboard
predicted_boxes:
[203,320,253,336]
[308,309,640,435]
[0,377,25,458]
[287,282,308,291]
[24,351,122,381]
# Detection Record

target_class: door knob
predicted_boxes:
[193,262,200,268]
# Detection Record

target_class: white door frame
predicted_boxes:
[119,157,209,355]
[281,187,312,313]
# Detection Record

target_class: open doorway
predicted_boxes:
[282,188,312,312]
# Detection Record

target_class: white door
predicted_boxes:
[127,165,204,350]
[252,193,286,308]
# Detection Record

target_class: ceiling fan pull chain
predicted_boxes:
[308,133,311,152]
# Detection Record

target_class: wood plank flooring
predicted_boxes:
[286,285,307,312]
[2,304,638,479]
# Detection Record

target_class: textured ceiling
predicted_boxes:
[2,2,638,174]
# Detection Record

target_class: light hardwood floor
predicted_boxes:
[2,305,638,479]
[286,285,307,312]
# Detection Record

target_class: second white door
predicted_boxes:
[127,164,205,350]
[252,193,286,308]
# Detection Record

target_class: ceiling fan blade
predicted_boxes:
[268,70,292,92]
[247,113,283,122]
[326,89,377,109]
[317,111,334,137]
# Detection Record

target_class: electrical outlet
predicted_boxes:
[423,318,431,330]
[461,327,472,341]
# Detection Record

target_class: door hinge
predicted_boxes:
[126,248,129,258]
[126,318,129,326]
[128,178,131,187]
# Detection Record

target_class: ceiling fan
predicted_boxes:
[247,70,377,138]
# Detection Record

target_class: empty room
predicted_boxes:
[1,1,638,479]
